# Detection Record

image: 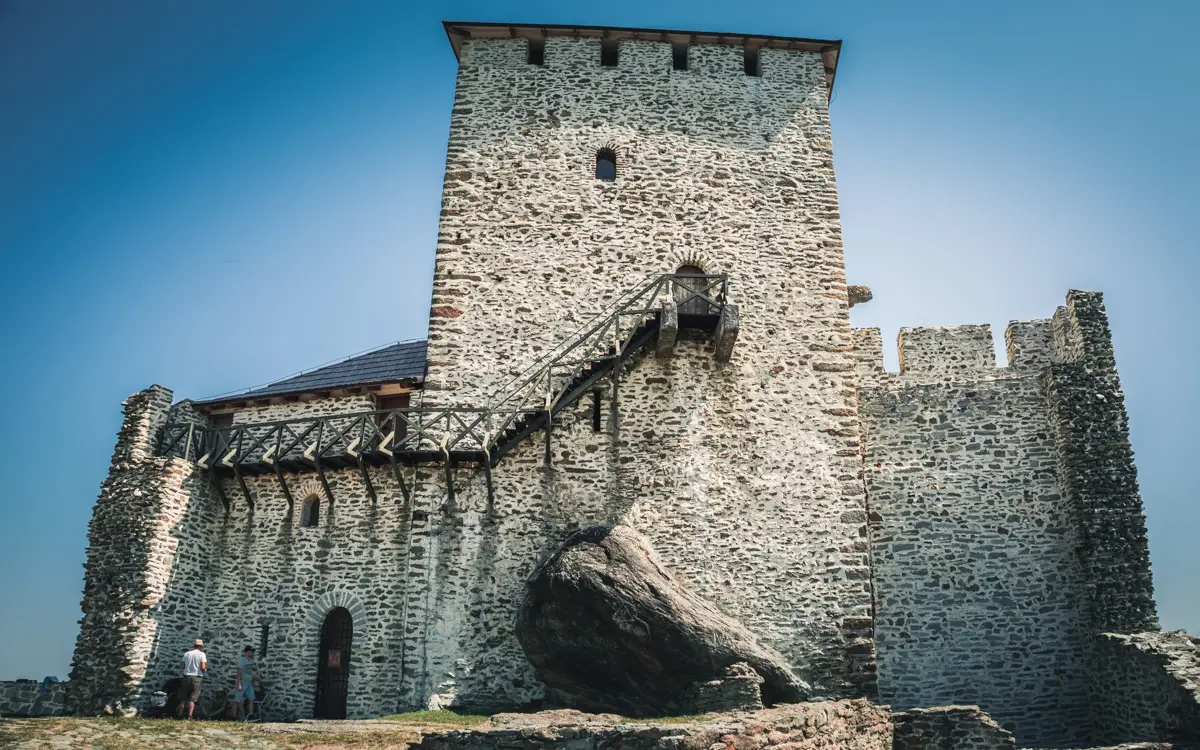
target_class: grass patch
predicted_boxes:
[0,718,53,743]
[274,729,423,748]
[376,710,488,727]
[626,714,710,724]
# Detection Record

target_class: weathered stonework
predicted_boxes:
[421,31,874,706]
[0,681,68,717]
[414,702,892,750]
[679,663,765,714]
[68,386,216,716]
[66,22,1193,749]
[1091,631,1200,748]
[892,706,1015,750]
[859,291,1160,747]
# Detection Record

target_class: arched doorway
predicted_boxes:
[674,264,712,317]
[314,607,352,719]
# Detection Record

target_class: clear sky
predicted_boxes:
[1,0,1196,680]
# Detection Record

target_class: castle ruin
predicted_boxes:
[65,22,1198,748]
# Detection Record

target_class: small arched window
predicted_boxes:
[674,264,712,316]
[595,149,617,181]
[301,495,320,528]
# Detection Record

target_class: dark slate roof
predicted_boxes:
[200,340,427,405]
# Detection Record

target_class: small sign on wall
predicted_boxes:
[327,650,342,668]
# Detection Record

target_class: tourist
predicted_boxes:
[176,638,207,719]
[231,645,257,721]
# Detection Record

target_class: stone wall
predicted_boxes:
[860,323,1091,745]
[0,681,67,717]
[678,662,765,715]
[859,290,1157,747]
[892,706,1015,750]
[1043,292,1158,635]
[1091,631,1200,748]
[420,32,874,702]
[68,386,218,716]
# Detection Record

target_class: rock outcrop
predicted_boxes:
[515,525,810,716]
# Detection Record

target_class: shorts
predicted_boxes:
[233,684,256,702]
[178,675,202,703]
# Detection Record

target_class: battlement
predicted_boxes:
[445,22,839,90]
[898,324,995,379]
[853,290,1113,386]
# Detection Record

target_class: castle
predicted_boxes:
[66,22,1198,748]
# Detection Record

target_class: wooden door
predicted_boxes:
[314,607,352,719]
[674,264,712,316]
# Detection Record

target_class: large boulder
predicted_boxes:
[515,525,810,716]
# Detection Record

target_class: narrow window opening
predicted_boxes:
[591,391,602,432]
[212,412,233,429]
[744,47,761,76]
[527,38,545,66]
[595,148,617,181]
[301,496,320,528]
[259,622,270,659]
[672,43,689,71]
[600,39,618,67]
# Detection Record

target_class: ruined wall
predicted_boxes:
[1091,631,1200,748]
[420,34,873,702]
[414,701,893,750]
[860,327,1091,746]
[859,290,1158,747]
[1043,292,1158,635]
[891,706,1015,750]
[68,386,218,716]
[0,681,68,717]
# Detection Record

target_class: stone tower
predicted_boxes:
[422,22,874,698]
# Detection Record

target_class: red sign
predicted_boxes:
[327,650,341,668]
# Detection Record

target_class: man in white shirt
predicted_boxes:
[176,638,207,719]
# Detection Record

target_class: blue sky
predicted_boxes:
[1,0,1196,679]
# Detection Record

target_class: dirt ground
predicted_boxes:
[0,711,485,749]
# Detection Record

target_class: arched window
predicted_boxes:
[595,149,617,181]
[674,264,712,316]
[301,495,320,528]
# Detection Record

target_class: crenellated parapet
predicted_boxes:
[859,289,1158,746]
[897,324,995,381]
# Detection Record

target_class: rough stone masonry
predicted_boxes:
[62,20,1197,749]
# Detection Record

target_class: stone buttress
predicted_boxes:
[67,386,215,715]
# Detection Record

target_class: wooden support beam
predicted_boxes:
[273,463,294,512]
[233,464,254,512]
[211,474,230,516]
[358,457,377,504]
[314,459,334,507]
[388,451,411,504]
[714,301,740,363]
[484,461,494,506]
[444,461,455,508]
[543,409,553,466]
[611,351,622,431]
[656,299,678,358]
